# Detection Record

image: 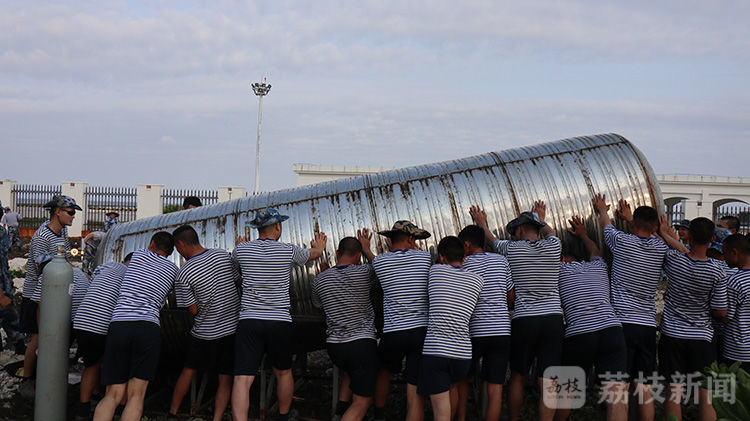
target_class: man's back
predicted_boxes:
[372,249,432,333]
[1,212,20,227]
[111,249,178,325]
[233,238,309,322]
[558,257,620,337]
[604,225,668,326]
[74,261,128,335]
[463,252,513,337]
[312,264,376,343]
[175,248,240,340]
[725,269,750,361]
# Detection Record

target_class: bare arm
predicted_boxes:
[308,232,328,261]
[532,200,554,239]
[506,289,516,311]
[358,228,376,262]
[593,194,612,229]
[187,303,198,316]
[568,215,600,258]
[658,215,689,253]
[711,309,728,323]
[469,205,498,245]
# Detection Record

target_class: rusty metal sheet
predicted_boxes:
[98,133,663,325]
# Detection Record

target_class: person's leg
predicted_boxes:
[373,367,391,414]
[633,382,655,421]
[538,377,557,421]
[79,362,102,408]
[23,333,38,378]
[485,383,503,421]
[508,372,526,421]
[274,367,294,415]
[120,378,149,421]
[449,383,460,420]
[602,382,628,421]
[664,383,683,421]
[698,387,716,421]
[456,378,469,421]
[339,373,353,402]
[406,383,424,421]
[342,394,372,421]
[430,391,451,421]
[93,383,127,421]
[626,323,656,421]
[213,374,232,421]
[168,367,196,415]
[231,375,256,421]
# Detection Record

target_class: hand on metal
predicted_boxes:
[616,199,633,223]
[532,200,547,222]
[567,215,587,238]
[469,205,488,226]
[593,194,610,214]
[311,232,328,250]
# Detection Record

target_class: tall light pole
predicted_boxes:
[251,79,271,194]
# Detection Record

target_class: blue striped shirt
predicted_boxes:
[423,265,483,360]
[73,262,128,335]
[493,237,562,318]
[463,253,514,337]
[24,221,70,299]
[233,239,310,322]
[175,248,241,340]
[559,257,621,337]
[312,264,376,343]
[372,249,432,333]
[70,268,90,321]
[604,225,668,327]
[661,251,728,341]
[723,269,750,361]
[111,249,179,325]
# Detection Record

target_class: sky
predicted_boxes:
[1,0,748,191]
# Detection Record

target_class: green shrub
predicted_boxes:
[703,361,750,420]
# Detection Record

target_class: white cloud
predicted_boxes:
[159,135,176,144]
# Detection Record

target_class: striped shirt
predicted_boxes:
[604,225,668,327]
[559,257,621,337]
[233,238,310,322]
[463,253,514,337]
[74,262,128,335]
[661,251,728,341]
[423,264,483,360]
[24,221,70,299]
[713,261,738,337]
[493,237,562,318]
[372,249,432,333]
[724,269,750,362]
[312,264,376,343]
[174,248,240,340]
[70,268,90,321]
[111,249,179,325]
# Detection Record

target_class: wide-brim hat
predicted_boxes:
[506,211,546,236]
[105,210,120,217]
[43,195,82,211]
[377,220,431,239]
[249,207,289,228]
[673,219,691,230]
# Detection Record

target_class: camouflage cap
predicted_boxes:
[249,207,289,228]
[377,220,431,239]
[710,227,732,253]
[506,211,546,236]
[673,219,691,229]
[43,195,82,211]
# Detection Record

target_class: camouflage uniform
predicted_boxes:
[104,216,119,232]
[82,231,104,275]
[0,225,23,347]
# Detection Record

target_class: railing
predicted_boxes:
[665,201,686,226]
[84,186,137,232]
[11,184,62,229]
[161,188,218,211]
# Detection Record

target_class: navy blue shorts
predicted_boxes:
[471,335,511,384]
[562,326,627,381]
[327,339,378,397]
[19,297,38,334]
[74,329,107,367]
[101,321,161,385]
[378,327,426,386]
[185,334,235,375]
[234,319,295,375]
[418,355,471,395]
[658,334,713,383]
[622,323,657,383]
[510,315,564,377]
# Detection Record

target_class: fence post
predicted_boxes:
[0,179,17,209]
[218,186,247,202]
[61,181,88,238]
[137,184,164,220]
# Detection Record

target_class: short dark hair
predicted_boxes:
[437,236,464,263]
[182,196,202,209]
[632,206,659,231]
[173,225,200,246]
[724,233,750,255]
[258,223,277,234]
[689,217,715,245]
[123,252,134,263]
[720,215,740,232]
[458,225,485,249]
[337,237,362,256]
[150,231,175,255]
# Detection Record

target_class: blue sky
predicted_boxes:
[1,0,748,191]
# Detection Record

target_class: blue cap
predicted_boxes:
[710,227,732,253]
[673,219,691,229]
[506,211,546,236]
[43,195,82,210]
[249,207,289,228]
